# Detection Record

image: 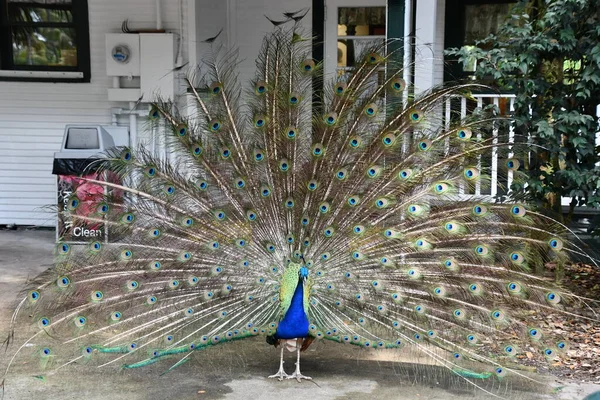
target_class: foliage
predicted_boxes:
[9,5,76,67]
[446,0,600,232]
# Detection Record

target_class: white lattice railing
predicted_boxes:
[442,94,515,202]
[183,89,599,211]
[446,94,600,210]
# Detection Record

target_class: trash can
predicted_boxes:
[52,125,129,243]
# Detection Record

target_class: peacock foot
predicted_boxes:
[268,367,289,381]
[287,371,312,382]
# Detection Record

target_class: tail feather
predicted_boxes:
[2,26,598,393]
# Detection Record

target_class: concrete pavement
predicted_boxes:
[0,229,598,400]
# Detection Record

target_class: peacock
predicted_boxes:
[3,19,599,396]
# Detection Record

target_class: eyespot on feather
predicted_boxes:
[323,226,335,238]
[363,103,378,117]
[335,168,348,180]
[456,128,472,140]
[260,185,272,197]
[409,109,423,123]
[506,158,521,171]
[255,80,267,95]
[301,59,316,72]
[366,52,382,64]
[209,118,222,132]
[510,204,527,217]
[381,132,396,147]
[509,252,525,264]
[389,78,406,93]
[443,257,460,272]
[191,143,203,157]
[472,204,488,216]
[288,93,301,106]
[506,281,524,295]
[491,309,506,322]
[463,167,480,180]
[348,136,362,148]
[149,106,160,120]
[175,123,188,137]
[219,146,231,160]
[253,148,265,162]
[548,238,563,251]
[209,81,223,95]
[323,112,338,126]
[417,139,432,151]
[311,143,326,157]
[279,159,290,172]
[284,126,298,139]
[334,82,348,96]
[545,291,561,305]
[253,115,267,129]
[120,149,133,162]
[468,282,482,295]
[474,244,490,256]
[366,165,383,178]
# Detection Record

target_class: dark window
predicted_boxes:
[444,0,516,82]
[0,0,90,82]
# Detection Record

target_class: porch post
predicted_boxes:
[387,0,405,64]
[413,0,440,93]
[312,0,325,113]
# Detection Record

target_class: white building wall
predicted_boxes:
[0,0,188,226]
[0,0,444,226]
[194,0,312,86]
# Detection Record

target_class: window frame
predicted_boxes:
[0,0,91,82]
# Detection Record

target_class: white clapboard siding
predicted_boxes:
[194,0,312,87]
[0,0,445,226]
[0,0,188,226]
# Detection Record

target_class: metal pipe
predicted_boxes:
[156,0,163,30]
[176,0,184,66]
[129,102,137,149]
[402,0,414,103]
[110,107,147,116]
[110,106,146,139]
[226,0,237,48]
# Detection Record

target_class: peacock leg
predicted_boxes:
[287,339,311,382]
[268,346,289,381]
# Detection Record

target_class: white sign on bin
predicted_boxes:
[53,125,129,243]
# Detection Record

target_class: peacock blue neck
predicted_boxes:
[275,278,309,339]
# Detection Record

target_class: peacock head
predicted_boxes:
[299,267,309,281]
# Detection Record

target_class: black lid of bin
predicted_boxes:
[52,158,103,176]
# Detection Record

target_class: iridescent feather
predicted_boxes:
[2,25,599,395]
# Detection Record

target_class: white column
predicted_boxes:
[414,0,441,94]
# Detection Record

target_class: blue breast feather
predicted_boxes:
[275,280,309,339]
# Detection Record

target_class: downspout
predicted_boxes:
[129,102,137,149]
[226,0,237,48]
[110,107,147,148]
[176,0,184,66]
[403,0,414,102]
[156,0,163,30]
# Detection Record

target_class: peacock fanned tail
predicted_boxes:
[3,26,598,391]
